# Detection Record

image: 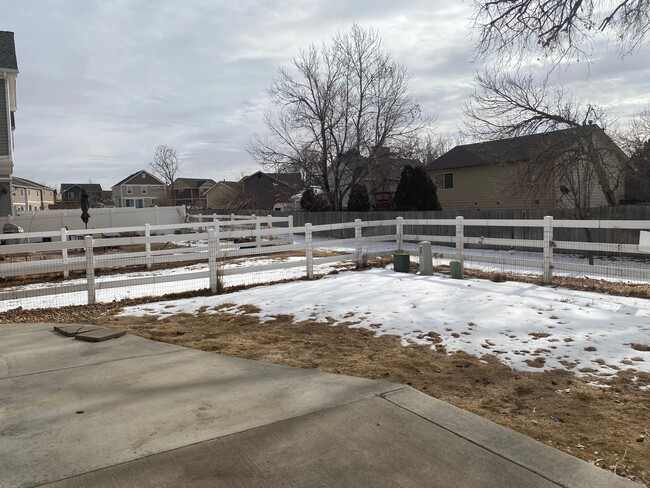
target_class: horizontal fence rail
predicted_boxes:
[0,215,648,310]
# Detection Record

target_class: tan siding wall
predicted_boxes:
[428,164,554,211]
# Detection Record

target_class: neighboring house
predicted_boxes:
[205,172,302,211]
[112,170,167,208]
[425,126,627,212]
[205,181,246,210]
[0,31,18,216]
[11,176,55,211]
[239,171,302,211]
[60,183,113,208]
[173,177,217,209]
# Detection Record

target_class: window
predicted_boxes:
[141,173,146,179]
[142,186,147,194]
[125,198,135,207]
[435,173,454,189]
[136,199,144,208]
[126,186,133,194]
[66,192,73,200]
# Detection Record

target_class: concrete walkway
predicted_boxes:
[0,323,635,488]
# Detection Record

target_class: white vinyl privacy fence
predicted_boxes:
[0,216,648,310]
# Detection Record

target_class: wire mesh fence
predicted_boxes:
[0,215,648,311]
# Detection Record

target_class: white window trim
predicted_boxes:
[126,185,133,194]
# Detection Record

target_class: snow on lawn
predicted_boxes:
[119,267,650,379]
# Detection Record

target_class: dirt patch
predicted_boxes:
[3,304,646,485]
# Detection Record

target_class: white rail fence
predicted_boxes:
[0,216,648,309]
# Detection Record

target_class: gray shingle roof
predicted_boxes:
[426,126,605,171]
[175,177,217,188]
[0,31,18,71]
[12,176,53,191]
[61,183,104,193]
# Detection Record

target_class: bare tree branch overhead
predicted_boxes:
[150,144,180,205]
[472,0,650,63]
[247,24,435,210]
[463,70,629,216]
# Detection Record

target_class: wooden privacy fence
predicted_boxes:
[0,216,649,308]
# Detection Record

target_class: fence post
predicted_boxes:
[154,205,159,225]
[212,213,218,223]
[543,215,554,284]
[60,227,69,279]
[230,213,235,222]
[145,223,152,269]
[396,217,403,252]
[455,216,464,269]
[287,215,294,244]
[305,223,314,279]
[354,219,363,268]
[267,214,273,231]
[198,214,203,223]
[208,228,220,294]
[255,217,261,248]
[84,235,96,305]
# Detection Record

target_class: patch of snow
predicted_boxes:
[119,267,650,380]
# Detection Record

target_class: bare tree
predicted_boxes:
[616,106,650,202]
[150,144,180,205]
[248,24,433,210]
[472,0,650,63]
[398,132,457,165]
[463,71,628,215]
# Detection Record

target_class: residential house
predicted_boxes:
[0,31,18,216]
[205,172,302,211]
[205,181,246,209]
[112,170,167,208]
[425,126,627,212]
[11,176,55,211]
[60,183,113,208]
[173,177,216,209]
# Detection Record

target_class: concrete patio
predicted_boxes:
[0,323,636,488]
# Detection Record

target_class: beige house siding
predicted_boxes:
[428,164,555,211]
[112,185,167,208]
[206,183,245,209]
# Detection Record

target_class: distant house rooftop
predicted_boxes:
[426,126,608,171]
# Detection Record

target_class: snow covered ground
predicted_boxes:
[119,267,650,382]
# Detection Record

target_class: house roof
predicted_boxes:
[174,177,217,188]
[112,170,164,187]
[220,180,244,192]
[0,31,18,71]
[61,183,104,193]
[12,176,53,191]
[242,171,303,189]
[426,126,610,171]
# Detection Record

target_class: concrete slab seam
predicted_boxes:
[1,349,190,381]
[36,390,406,487]
[380,394,568,488]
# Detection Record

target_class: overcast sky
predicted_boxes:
[4,0,649,191]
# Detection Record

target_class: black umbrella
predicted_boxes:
[80,187,90,229]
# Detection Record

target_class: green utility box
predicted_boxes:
[450,260,463,279]
[393,254,410,273]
